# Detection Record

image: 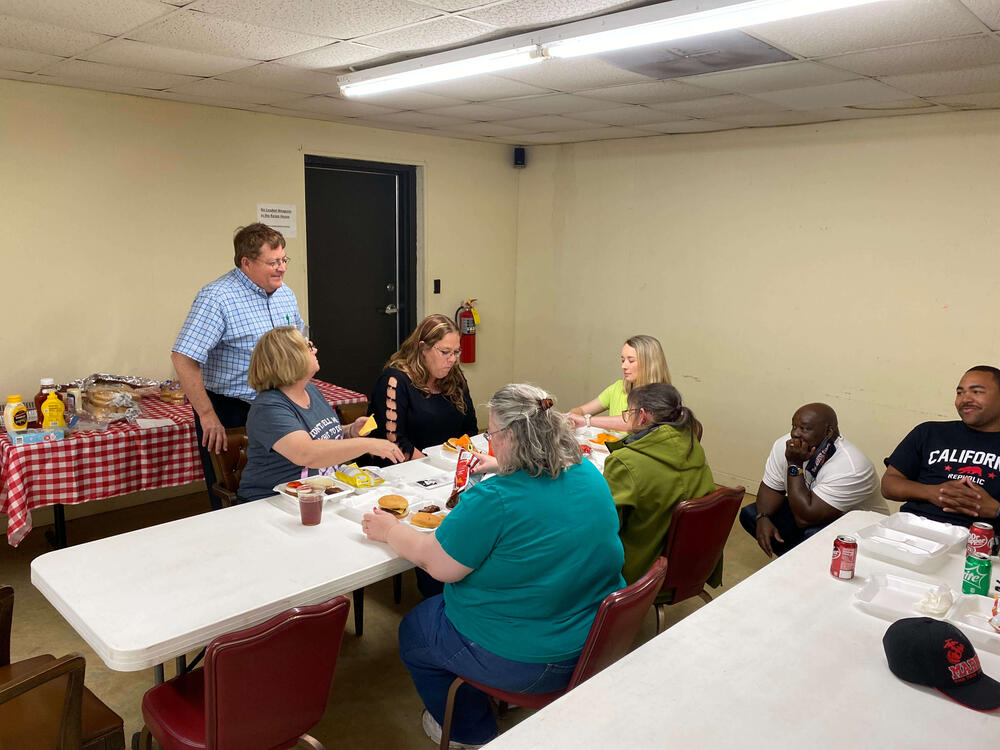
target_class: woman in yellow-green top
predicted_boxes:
[603,382,715,586]
[569,334,671,432]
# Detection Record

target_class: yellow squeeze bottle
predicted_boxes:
[40,391,66,428]
[4,396,28,432]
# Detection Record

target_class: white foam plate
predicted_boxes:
[424,436,489,472]
[856,523,949,570]
[947,595,1000,655]
[403,499,450,533]
[272,477,355,501]
[881,512,969,549]
[336,483,427,523]
[379,459,452,490]
[854,573,955,621]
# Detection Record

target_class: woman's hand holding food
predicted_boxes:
[348,416,369,438]
[362,508,399,542]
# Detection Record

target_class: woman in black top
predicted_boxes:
[369,314,478,461]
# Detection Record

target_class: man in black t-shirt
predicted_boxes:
[882,366,1000,531]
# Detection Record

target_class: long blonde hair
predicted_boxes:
[624,335,671,394]
[386,314,470,413]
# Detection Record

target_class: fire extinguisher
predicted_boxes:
[455,299,480,364]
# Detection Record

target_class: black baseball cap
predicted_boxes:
[883,617,1000,711]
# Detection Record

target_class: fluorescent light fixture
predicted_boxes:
[340,44,542,97]
[544,0,892,59]
[339,0,891,97]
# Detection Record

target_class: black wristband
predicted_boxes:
[756,512,770,523]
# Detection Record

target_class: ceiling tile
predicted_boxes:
[491,92,622,114]
[820,35,1000,77]
[461,0,638,28]
[409,0,496,10]
[355,88,467,108]
[274,42,383,71]
[649,93,785,118]
[0,46,63,73]
[576,79,717,105]
[496,113,597,131]
[634,119,736,133]
[929,89,1000,107]
[444,120,534,136]
[879,62,1000,96]
[710,110,843,127]
[745,0,987,58]
[792,101,952,121]
[496,57,652,92]
[0,0,173,36]
[39,58,199,89]
[515,126,651,144]
[684,60,860,94]
[193,0,440,40]
[420,102,527,119]
[81,38,253,76]
[166,77,303,103]
[961,0,1000,30]
[360,110,472,127]
[277,94,402,116]
[751,79,907,109]
[0,14,109,56]
[218,62,340,93]
[357,15,494,52]
[570,104,679,126]
[418,74,553,99]
[129,9,333,59]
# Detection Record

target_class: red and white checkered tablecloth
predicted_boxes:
[0,380,366,547]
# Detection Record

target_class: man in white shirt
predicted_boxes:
[739,403,887,557]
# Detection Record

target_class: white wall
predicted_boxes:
[512,110,1000,489]
[0,79,519,424]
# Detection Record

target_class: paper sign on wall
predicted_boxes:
[257,204,297,238]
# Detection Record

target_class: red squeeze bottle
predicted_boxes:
[32,378,57,428]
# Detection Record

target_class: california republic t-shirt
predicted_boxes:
[885,420,1000,530]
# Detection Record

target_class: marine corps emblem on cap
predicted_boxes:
[883,617,1000,712]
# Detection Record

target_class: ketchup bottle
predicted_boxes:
[32,378,57,428]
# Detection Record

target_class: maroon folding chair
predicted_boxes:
[655,485,745,633]
[438,557,668,750]
[139,595,351,750]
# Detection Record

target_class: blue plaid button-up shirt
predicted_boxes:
[173,269,303,402]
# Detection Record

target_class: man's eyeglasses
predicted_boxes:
[255,255,290,269]
[434,346,461,360]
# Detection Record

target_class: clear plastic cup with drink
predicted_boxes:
[298,487,324,526]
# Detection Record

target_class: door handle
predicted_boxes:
[382,304,398,315]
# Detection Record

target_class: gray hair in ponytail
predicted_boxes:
[487,384,581,479]
[628,383,698,457]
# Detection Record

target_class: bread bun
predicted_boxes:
[378,494,409,518]
[305,476,337,489]
[411,511,443,529]
[443,434,472,453]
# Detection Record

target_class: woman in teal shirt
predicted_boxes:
[569,334,671,433]
[363,384,624,747]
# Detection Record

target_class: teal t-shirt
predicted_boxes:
[437,461,625,663]
[598,380,629,417]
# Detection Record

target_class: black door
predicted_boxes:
[304,156,417,397]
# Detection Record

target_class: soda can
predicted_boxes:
[830,535,857,580]
[967,522,995,558]
[963,552,992,595]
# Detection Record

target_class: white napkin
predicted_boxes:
[136,418,175,429]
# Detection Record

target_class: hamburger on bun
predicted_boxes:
[378,494,409,519]
[442,435,473,454]
[411,512,443,529]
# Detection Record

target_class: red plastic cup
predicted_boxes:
[298,488,323,526]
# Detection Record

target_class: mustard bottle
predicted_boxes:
[4,395,29,432]
[40,391,66,428]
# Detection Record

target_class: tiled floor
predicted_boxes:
[3,489,768,748]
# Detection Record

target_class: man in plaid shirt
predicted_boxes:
[171,223,303,509]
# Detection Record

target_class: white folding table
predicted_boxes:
[31,492,411,673]
[481,511,1000,749]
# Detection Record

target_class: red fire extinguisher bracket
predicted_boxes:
[455,299,480,364]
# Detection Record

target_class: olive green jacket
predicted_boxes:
[604,424,716,592]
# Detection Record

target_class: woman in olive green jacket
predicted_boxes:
[603,383,715,586]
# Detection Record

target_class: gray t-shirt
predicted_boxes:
[239,382,342,502]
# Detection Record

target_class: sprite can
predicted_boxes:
[963,552,992,595]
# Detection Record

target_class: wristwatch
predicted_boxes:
[787,465,803,477]
[756,512,771,524]
[584,414,591,428]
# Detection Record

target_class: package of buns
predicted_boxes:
[76,374,157,422]
[159,379,186,404]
